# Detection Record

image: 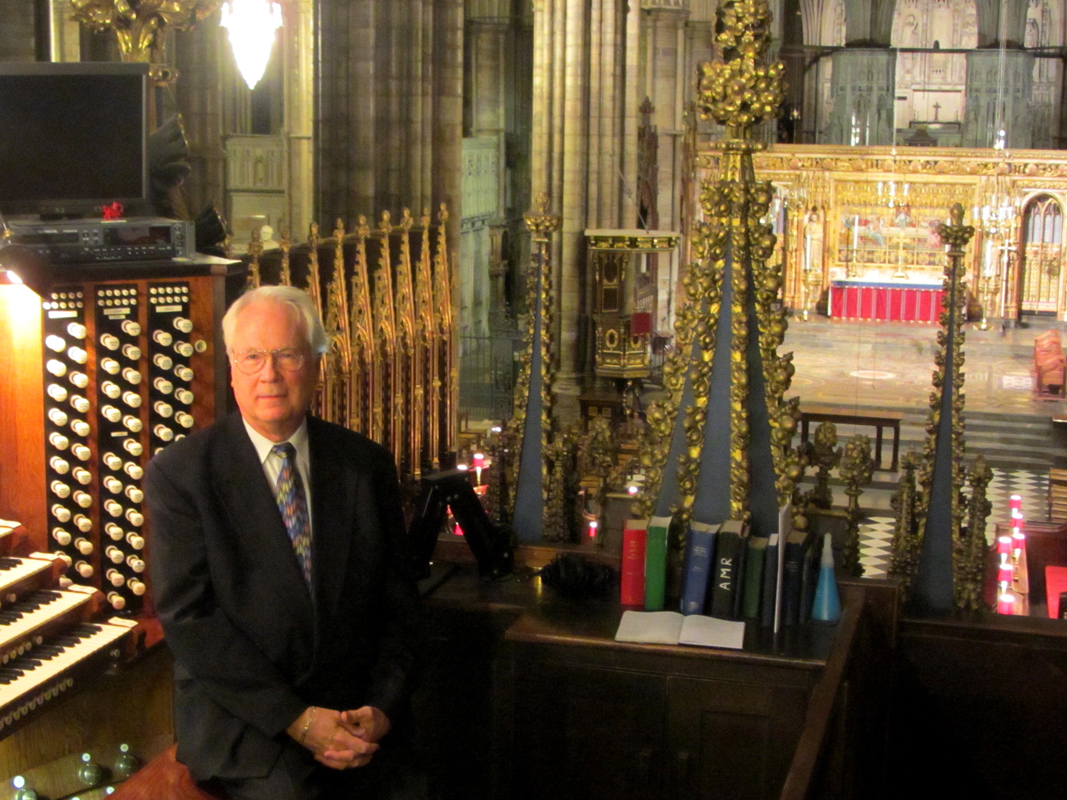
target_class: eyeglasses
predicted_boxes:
[231,348,308,375]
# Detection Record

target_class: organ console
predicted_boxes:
[0,257,244,791]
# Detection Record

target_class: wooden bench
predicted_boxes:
[800,405,904,472]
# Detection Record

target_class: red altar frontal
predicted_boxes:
[829,279,945,323]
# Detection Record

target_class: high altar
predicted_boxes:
[697,144,1067,323]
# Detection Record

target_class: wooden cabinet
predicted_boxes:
[504,608,837,800]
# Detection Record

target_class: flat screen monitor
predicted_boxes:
[0,61,150,219]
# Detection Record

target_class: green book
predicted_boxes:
[644,515,672,611]
[742,535,770,619]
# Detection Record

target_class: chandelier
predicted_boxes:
[220,0,283,91]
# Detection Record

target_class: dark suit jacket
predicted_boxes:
[145,412,420,781]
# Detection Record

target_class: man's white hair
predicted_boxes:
[221,285,329,355]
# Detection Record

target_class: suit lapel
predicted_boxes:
[215,414,315,623]
[307,417,357,623]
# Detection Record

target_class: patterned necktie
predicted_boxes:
[271,443,312,587]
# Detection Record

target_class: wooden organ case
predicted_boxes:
[0,257,242,796]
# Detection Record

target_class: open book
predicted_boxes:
[614,610,745,650]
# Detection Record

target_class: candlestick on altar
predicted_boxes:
[472,452,485,486]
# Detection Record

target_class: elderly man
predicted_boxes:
[146,285,422,799]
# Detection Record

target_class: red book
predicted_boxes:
[621,519,649,605]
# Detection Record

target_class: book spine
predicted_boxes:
[620,521,648,605]
[742,538,767,619]
[760,537,779,628]
[782,539,807,626]
[645,516,671,611]
[680,526,715,615]
[710,532,741,618]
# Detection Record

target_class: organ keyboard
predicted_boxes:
[0,549,142,743]
[0,619,140,738]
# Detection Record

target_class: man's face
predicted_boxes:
[229,300,320,442]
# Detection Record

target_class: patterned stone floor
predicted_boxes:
[783,317,1062,578]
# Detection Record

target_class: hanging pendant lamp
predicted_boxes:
[221,0,283,91]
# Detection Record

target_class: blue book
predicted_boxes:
[680,521,719,615]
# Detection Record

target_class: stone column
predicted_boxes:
[963,50,1034,149]
[284,0,314,240]
[531,0,641,403]
[825,49,896,145]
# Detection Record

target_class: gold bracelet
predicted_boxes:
[298,706,317,745]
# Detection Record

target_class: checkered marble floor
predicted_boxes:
[856,467,1049,579]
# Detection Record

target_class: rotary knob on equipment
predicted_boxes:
[46,383,68,402]
[153,330,173,346]
[154,401,173,418]
[114,744,140,779]
[44,334,65,352]
[175,389,194,406]
[123,414,143,433]
[70,395,90,414]
[154,425,174,442]
[51,528,72,546]
[12,775,37,800]
[175,412,195,429]
[74,560,94,578]
[104,522,124,540]
[153,377,174,394]
[121,320,141,337]
[70,419,90,437]
[126,532,145,550]
[101,381,121,399]
[122,438,144,457]
[100,333,120,351]
[107,592,126,610]
[48,432,69,451]
[78,753,103,786]
[100,357,120,375]
[72,467,92,485]
[173,317,193,333]
[121,343,142,361]
[174,341,194,358]
[124,462,144,480]
[66,322,87,339]
[69,371,89,389]
[73,514,92,533]
[102,452,123,470]
[126,555,146,573]
[126,509,144,527]
[124,486,144,503]
[71,444,91,461]
[106,569,125,587]
[122,390,142,409]
[54,551,73,567]
[49,480,70,499]
[103,476,123,494]
[122,367,142,385]
[128,578,147,596]
[105,546,124,564]
[72,491,92,509]
[68,346,88,364]
[51,505,71,523]
[153,353,173,370]
[73,537,93,555]
[49,456,70,474]
[104,499,123,518]
[101,405,122,423]
[45,359,66,377]
[174,365,194,382]
[47,408,69,427]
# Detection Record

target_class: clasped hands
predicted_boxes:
[287,705,391,770]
